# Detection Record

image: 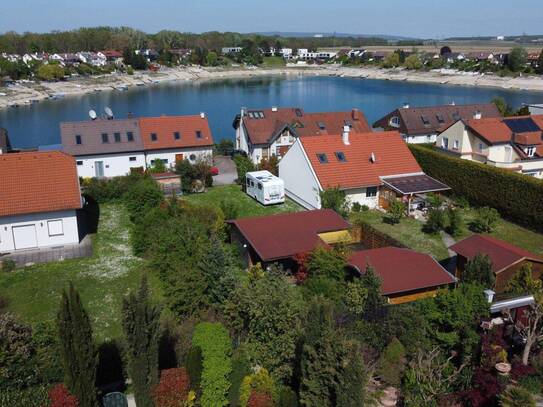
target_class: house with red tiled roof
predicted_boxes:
[61,113,213,178]
[233,106,371,163]
[278,128,449,210]
[0,152,83,253]
[450,235,543,293]
[347,247,456,304]
[436,114,543,178]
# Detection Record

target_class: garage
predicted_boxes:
[12,224,38,250]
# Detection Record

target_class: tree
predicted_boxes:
[124,177,163,222]
[233,155,255,189]
[536,49,543,75]
[360,264,385,321]
[506,263,543,295]
[508,46,528,72]
[404,54,422,70]
[335,341,367,407]
[463,253,495,288]
[258,155,279,176]
[446,207,463,237]
[470,206,499,233]
[319,187,349,218]
[382,52,400,68]
[377,337,406,387]
[205,51,218,66]
[424,208,446,233]
[307,246,347,282]
[36,64,65,81]
[121,275,162,407]
[385,200,406,225]
[511,288,543,365]
[57,283,98,407]
[492,96,514,117]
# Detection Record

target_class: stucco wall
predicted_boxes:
[345,187,379,208]
[75,152,145,178]
[145,147,212,169]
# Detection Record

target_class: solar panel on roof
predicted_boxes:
[504,118,540,133]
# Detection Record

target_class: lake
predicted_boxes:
[2,75,543,149]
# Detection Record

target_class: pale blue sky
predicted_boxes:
[1,0,542,38]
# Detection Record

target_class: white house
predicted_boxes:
[77,52,107,67]
[436,115,543,178]
[279,127,449,210]
[0,152,82,253]
[61,113,214,178]
[222,47,243,55]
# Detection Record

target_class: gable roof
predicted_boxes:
[348,247,456,295]
[450,234,543,274]
[0,151,81,217]
[228,209,350,262]
[139,115,214,151]
[237,107,371,145]
[373,103,501,136]
[299,131,422,189]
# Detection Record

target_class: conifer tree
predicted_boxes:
[122,275,162,407]
[57,282,98,407]
[361,264,385,321]
[336,341,367,407]
[464,253,495,288]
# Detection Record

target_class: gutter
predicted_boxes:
[490,295,534,313]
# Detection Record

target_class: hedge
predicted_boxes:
[408,144,543,232]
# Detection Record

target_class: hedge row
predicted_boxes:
[408,144,543,232]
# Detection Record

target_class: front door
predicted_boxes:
[12,224,38,250]
[95,161,104,178]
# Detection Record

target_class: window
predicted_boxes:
[47,219,64,236]
[526,146,536,157]
[478,143,484,152]
[317,153,328,163]
[366,186,377,197]
[101,133,109,143]
[174,131,180,140]
[189,154,196,161]
[421,115,430,125]
[257,183,263,190]
[335,151,346,162]
[344,120,353,128]
[76,160,83,166]
[114,132,121,143]
[390,116,401,127]
[441,137,449,149]
[127,132,134,142]
[436,114,445,123]
[75,135,82,145]
[150,133,157,142]
[317,121,326,130]
[453,139,459,149]
[196,131,202,139]
[129,157,137,162]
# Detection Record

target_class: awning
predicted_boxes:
[382,174,450,195]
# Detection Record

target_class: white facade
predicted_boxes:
[0,210,80,252]
[345,187,379,209]
[404,133,438,144]
[145,147,213,168]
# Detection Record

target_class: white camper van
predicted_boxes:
[246,170,285,205]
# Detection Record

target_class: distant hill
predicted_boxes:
[253,31,419,41]
[444,34,543,43]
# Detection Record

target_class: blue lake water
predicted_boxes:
[1,75,543,149]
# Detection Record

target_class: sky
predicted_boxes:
[1,0,542,38]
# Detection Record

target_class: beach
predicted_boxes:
[1,64,543,109]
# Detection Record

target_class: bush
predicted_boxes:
[319,187,349,218]
[351,202,362,212]
[219,199,240,220]
[499,386,535,407]
[408,144,543,232]
[81,174,143,203]
[378,337,406,386]
[233,155,256,188]
[446,207,463,237]
[124,177,164,222]
[471,206,500,233]
[424,208,446,233]
[239,368,276,407]
[48,383,79,407]
[1,258,16,272]
[185,346,203,395]
[385,200,406,225]
[0,386,49,407]
[153,368,191,407]
[228,348,251,407]
[258,156,279,176]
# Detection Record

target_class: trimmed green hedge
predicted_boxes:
[408,144,543,232]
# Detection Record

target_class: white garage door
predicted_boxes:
[12,225,38,250]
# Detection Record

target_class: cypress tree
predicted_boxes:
[464,253,495,288]
[122,275,162,407]
[57,282,98,407]
[361,265,386,321]
[336,341,367,407]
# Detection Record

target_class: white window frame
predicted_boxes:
[442,137,449,149]
[453,139,459,149]
[366,186,378,197]
[47,219,64,237]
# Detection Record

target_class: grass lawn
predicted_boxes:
[262,56,286,67]
[0,203,162,343]
[182,184,302,218]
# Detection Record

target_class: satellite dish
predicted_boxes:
[89,109,97,120]
[104,106,114,119]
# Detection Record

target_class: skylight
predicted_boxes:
[335,152,346,162]
[295,108,303,117]
[436,114,445,123]
[317,153,328,164]
[318,121,326,130]
[421,115,430,125]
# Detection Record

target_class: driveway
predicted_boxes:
[213,155,238,185]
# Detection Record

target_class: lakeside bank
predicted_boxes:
[1,65,543,110]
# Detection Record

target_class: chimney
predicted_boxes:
[342,125,350,145]
[402,102,410,109]
[351,108,360,120]
[272,106,278,112]
[200,112,206,119]
[450,100,456,106]
[241,107,247,117]
[370,152,376,163]
[127,112,134,118]
[473,110,482,120]
[483,289,495,303]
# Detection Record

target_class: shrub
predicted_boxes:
[0,386,49,407]
[124,177,164,222]
[319,187,349,217]
[185,346,203,395]
[228,348,251,407]
[351,202,362,213]
[258,156,279,176]
[518,374,543,395]
[48,383,79,407]
[446,207,463,237]
[408,144,543,232]
[471,206,500,233]
[424,208,446,233]
[247,391,274,407]
[153,368,190,407]
[361,204,369,212]
[378,337,406,386]
[0,258,16,272]
[233,155,255,188]
[219,199,239,220]
[239,368,276,407]
[499,386,535,407]
[385,200,406,225]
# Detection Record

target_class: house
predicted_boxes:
[0,127,11,154]
[450,235,543,293]
[0,152,82,253]
[99,50,123,62]
[278,128,450,210]
[347,247,456,304]
[436,114,543,178]
[527,52,541,68]
[60,113,214,178]
[135,49,159,62]
[527,104,543,115]
[234,107,371,163]
[466,51,496,63]
[221,47,243,55]
[373,103,502,144]
[49,53,65,65]
[61,53,80,66]
[227,209,352,268]
[77,52,107,67]
[441,52,465,63]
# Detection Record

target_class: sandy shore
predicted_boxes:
[1,65,542,109]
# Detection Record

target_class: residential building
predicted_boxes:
[135,49,159,62]
[234,107,371,163]
[227,209,352,268]
[526,104,543,115]
[441,52,465,63]
[221,47,242,55]
[466,51,497,63]
[77,52,107,67]
[0,127,11,154]
[278,128,449,210]
[450,235,543,293]
[98,50,123,62]
[436,114,543,178]
[373,103,501,144]
[60,113,213,178]
[347,247,456,304]
[0,152,82,253]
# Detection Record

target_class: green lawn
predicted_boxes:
[262,56,286,67]
[182,184,302,218]
[0,204,162,342]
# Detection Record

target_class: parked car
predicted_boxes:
[230,149,248,158]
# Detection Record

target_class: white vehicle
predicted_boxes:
[246,170,285,205]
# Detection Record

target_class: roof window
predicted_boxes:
[317,153,329,164]
[318,121,326,130]
[421,115,430,125]
[151,133,157,142]
[114,132,121,143]
[436,114,445,123]
[75,135,82,145]
[174,131,180,140]
[335,152,346,162]
[295,108,303,117]
[196,130,202,139]
[127,132,134,142]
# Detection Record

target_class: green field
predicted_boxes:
[182,184,302,218]
[0,204,162,342]
[262,56,286,67]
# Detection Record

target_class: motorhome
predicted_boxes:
[245,171,285,205]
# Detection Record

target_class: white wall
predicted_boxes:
[278,141,322,209]
[0,210,79,252]
[145,147,212,169]
[404,133,437,144]
[75,152,146,178]
[345,187,379,208]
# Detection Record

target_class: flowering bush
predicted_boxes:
[153,368,191,407]
[247,391,274,407]
[48,384,78,407]
[293,252,310,284]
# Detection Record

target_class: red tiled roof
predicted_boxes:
[450,235,543,274]
[228,209,350,261]
[240,107,371,145]
[514,131,542,145]
[348,247,456,295]
[0,151,82,217]
[465,118,515,144]
[139,115,214,151]
[101,50,122,58]
[300,131,422,189]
